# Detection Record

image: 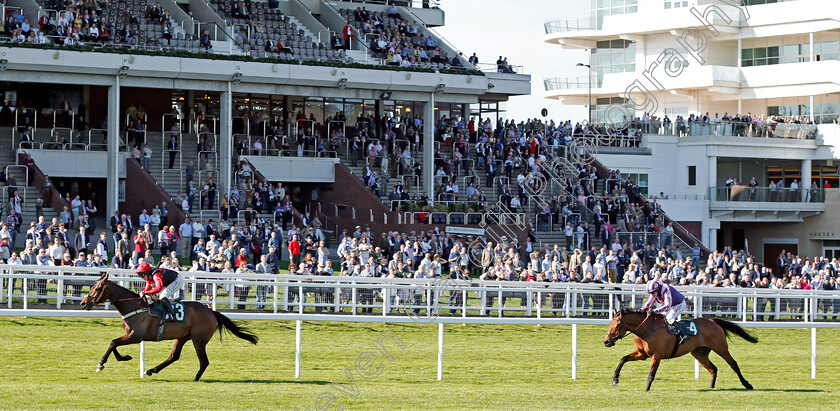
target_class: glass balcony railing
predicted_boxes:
[543,76,600,91]
[710,186,825,203]
[544,18,598,34]
[638,120,818,140]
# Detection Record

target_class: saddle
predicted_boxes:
[147,300,186,323]
[147,300,186,341]
[669,319,699,336]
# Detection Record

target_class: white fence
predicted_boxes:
[1,265,838,380]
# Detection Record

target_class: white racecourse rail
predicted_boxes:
[1,265,838,380]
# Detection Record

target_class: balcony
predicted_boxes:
[544,18,598,34]
[709,186,826,222]
[543,76,598,92]
[652,121,818,140]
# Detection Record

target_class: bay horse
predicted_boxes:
[81,273,258,381]
[604,308,757,391]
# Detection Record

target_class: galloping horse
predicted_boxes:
[81,273,258,381]
[604,308,757,391]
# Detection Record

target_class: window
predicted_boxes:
[664,0,689,9]
[767,102,840,124]
[688,166,696,186]
[591,0,637,29]
[591,39,635,87]
[625,173,649,197]
[593,97,635,124]
[742,41,840,67]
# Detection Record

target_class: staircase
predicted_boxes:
[345,49,369,64]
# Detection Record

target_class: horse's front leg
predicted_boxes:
[613,350,648,386]
[97,331,141,372]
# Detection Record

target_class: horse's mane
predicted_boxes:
[619,307,644,315]
[105,279,140,299]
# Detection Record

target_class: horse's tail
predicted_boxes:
[711,318,758,343]
[213,311,259,345]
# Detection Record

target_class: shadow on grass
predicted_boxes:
[699,388,824,393]
[200,379,332,385]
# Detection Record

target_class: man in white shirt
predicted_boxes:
[192,217,206,250]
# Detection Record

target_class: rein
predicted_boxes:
[615,313,652,341]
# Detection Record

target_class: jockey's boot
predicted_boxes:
[161,298,175,320]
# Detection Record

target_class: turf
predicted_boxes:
[0,317,838,410]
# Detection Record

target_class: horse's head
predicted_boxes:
[81,273,112,310]
[604,308,632,347]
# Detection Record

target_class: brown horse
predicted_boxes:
[81,273,258,381]
[604,308,757,391]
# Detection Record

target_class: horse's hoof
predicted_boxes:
[120,355,132,362]
[744,383,754,390]
[145,369,155,376]
[612,379,619,386]
[96,365,104,372]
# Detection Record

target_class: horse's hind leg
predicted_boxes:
[192,338,210,381]
[146,337,189,376]
[691,347,717,388]
[613,350,647,386]
[645,356,662,392]
[712,346,753,390]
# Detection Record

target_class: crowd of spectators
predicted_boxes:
[341,5,460,68]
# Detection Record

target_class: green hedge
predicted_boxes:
[2,42,484,76]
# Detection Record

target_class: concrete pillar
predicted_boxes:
[708,155,717,200]
[810,32,815,62]
[219,84,233,201]
[423,92,435,205]
[810,95,815,123]
[802,158,812,202]
[106,77,120,215]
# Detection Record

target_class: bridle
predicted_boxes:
[610,312,653,341]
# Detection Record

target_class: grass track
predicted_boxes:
[0,317,838,410]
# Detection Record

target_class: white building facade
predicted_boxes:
[544,0,840,265]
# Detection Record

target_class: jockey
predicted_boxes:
[136,262,184,319]
[641,279,688,343]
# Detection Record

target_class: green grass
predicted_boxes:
[0,318,838,410]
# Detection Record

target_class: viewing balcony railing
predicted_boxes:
[544,18,598,34]
[710,186,825,203]
[652,121,818,140]
[544,76,599,91]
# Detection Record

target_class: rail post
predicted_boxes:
[437,323,444,381]
[571,323,578,380]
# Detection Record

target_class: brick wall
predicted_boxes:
[121,158,186,227]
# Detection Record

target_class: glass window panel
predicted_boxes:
[767,46,779,57]
[742,59,753,67]
[782,44,798,57]
[597,40,611,48]
[754,58,766,66]
[822,41,840,53]
[611,0,624,6]
[754,47,767,58]
[741,48,753,59]
[598,0,610,7]
[767,57,779,65]
[626,5,637,12]
[823,53,839,61]
[611,50,624,65]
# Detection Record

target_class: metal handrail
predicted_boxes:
[13,108,38,151]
